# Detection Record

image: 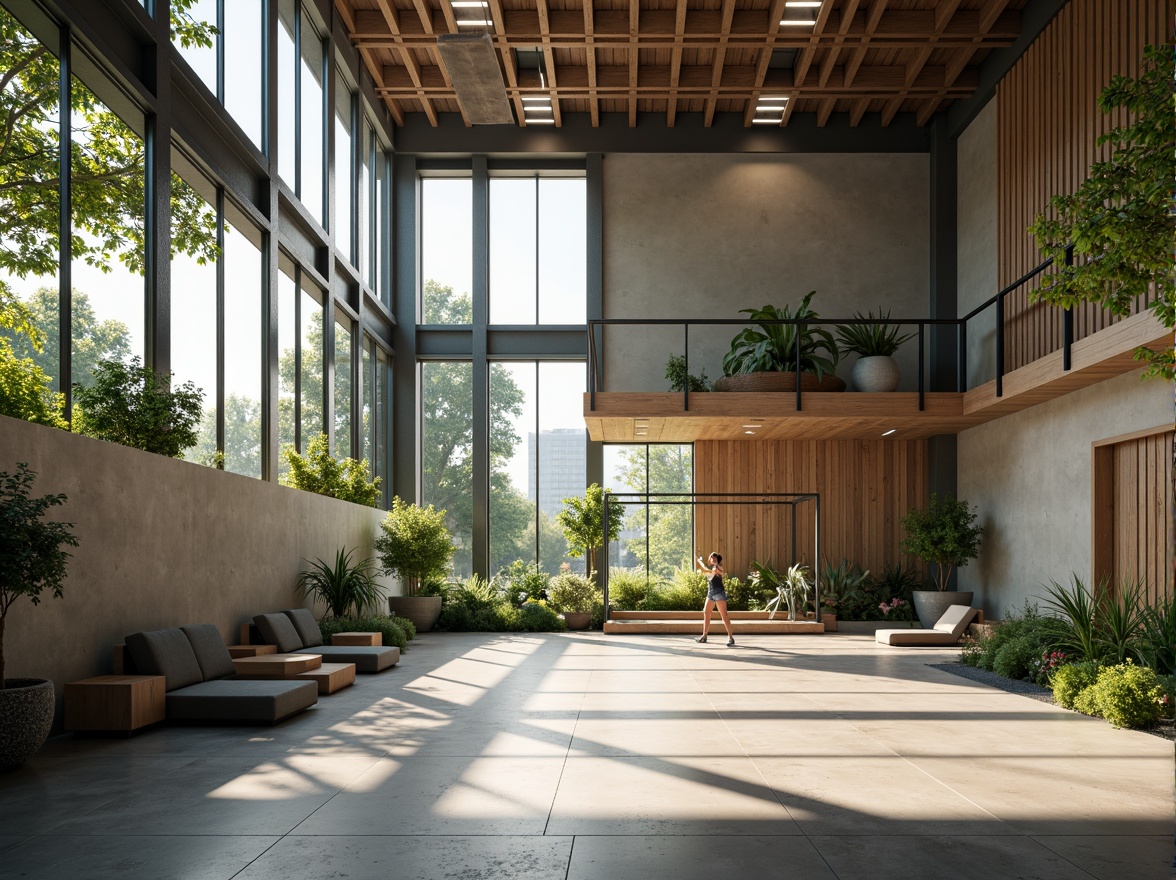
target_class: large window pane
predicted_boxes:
[334,73,354,262]
[605,444,693,579]
[375,347,388,490]
[334,311,352,458]
[172,0,216,92]
[537,362,585,574]
[360,123,372,282]
[170,165,219,463]
[421,361,472,577]
[362,335,373,470]
[300,282,323,444]
[375,150,389,305]
[222,215,263,477]
[300,10,325,223]
[490,362,535,572]
[277,0,297,186]
[0,9,61,391]
[277,258,298,471]
[223,1,264,149]
[420,178,471,323]
[70,77,144,389]
[538,179,587,324]
[489,179,537,324]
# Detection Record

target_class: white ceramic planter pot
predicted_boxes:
[852,356,900,392]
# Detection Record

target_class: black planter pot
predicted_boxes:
[911,591,974,629]
[0,678,55,772]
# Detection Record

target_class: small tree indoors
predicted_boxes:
[557,483,625,579]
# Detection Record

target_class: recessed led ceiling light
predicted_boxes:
[752,118,783,124]
[451,1,488,6]
[525,118,556,124]
[779,19,818,26]
[882,428,897,436]
[744,430,756,434]
[525,107,554,114]
[457,19,493,26]
[522,96,550,103]
[741,424,762,428]
[785,1,823,7]
[757,99,788,105]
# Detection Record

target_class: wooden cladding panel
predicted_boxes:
[995,0,1167,371]
[1093,428,1174,605]
[694,440,928,581]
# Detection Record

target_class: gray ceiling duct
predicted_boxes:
[436,33,515,125]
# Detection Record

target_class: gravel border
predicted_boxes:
[928,662,1055,703]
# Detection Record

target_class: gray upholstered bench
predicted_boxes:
[250,610,400,673]
[124,625,318,723]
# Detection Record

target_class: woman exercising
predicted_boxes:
[695,552,735,647]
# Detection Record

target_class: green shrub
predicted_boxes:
[547,569,599,614]
[295,548,384,618]
[73,356,203,457]
[317,614,409,652]
[646,568,707,610]
[1074,662,1166,728]
[993,635,1043,681]
[724,572,771,611]
[607,568,655,610]
[1051,661,1100,709]
[281,434,381,506]
[1139,590,1176,675]
[494,560,550,605]
[511,601,566,632]
[434,576,565,632]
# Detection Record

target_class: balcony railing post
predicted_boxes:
[602,492,610,621]
[996,294,1005,397]
[918,322,925,411]
[794,320,802,411]
[683,323,690,411]
[1062,244,1074,371]
[588,321,597,411]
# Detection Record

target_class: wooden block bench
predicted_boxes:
[331,632,382,646]
[231,653,356,695]
[64,674,166,733]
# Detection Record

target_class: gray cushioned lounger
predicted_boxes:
[252,611,400,673]
[166,679,318,723]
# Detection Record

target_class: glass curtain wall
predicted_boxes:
[604,444,694,580]
[334,309,352,458]
[420,178,472,324]
[421,360,474,575]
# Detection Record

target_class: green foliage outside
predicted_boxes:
[494,560,551,605]
[605,566,758,612]
[375,496,456,596]
[6,288,132,389]
[557,483,625,579]
[72,357,204,457]
[1029,44,1175,381]
[0,296,65,428]
[0,463,79,686]
[317,615,410,653]
[295,548,385,619]
[721,292,840,380]
[899,494,984,591]
[281,434,381,507]
[1050,661,1101,710]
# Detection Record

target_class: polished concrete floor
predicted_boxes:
[1,632,1173,880]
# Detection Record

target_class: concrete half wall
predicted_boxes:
[0,416,390,699]
[601,152,930,394]
[956,370,1171,618]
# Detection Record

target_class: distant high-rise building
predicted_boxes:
[528,427,586,517]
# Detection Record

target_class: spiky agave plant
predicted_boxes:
[295,547,385,618]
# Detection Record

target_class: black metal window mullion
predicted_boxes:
[533,360,540,567]
[215,0,225,105]
[58,24,72,416]
[293,3,302,200]
[215,188,226,458]
[294,266,302,452]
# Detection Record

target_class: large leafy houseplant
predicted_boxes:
[375,496,455,596]
[295,547,385,618]
[835,310,915,358]
[721,292,840,380]
[899,494,984,591]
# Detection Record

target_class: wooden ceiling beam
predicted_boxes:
[849,96,869,127]
[816,97,835,127]
[372,0,437,126]
[629,0,639,127]
[536,0,563,126]
[979,0,1014,34]
[916,97,942,126]
[703,0,737,127]
[485,0,525,126]
[843,0,888,88]
[584,0,599,126]
[791,0,835,88]
[742,0,788,127]
[667,0,688,127]
[880,95,903,126]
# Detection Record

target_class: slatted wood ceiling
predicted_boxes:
[694,439,928,581]
[996,0,1167,370]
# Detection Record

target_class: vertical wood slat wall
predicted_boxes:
[693,440,928,581]
[1092,428,1174,604]
[995,0,1167,371]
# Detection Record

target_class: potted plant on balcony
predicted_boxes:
[0,463,79,771]
[714,291,844,392]
[547,565,598,630]
[835,309,915,392]
[900,493,984,628]
[375,496,455,632]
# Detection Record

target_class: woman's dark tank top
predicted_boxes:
[708,572,723,593]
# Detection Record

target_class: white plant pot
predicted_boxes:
[852,356,900,392]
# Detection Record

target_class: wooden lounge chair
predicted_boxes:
[875,604,978,647]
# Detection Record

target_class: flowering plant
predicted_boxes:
[1032,649,1069,687]
[878,597,912,621]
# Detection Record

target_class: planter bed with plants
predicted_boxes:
[948,578,1176,737]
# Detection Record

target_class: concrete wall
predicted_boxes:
[956,370,1170,618]
[0,416,390,702]
[601,152,930,393]
[956,101,999,389]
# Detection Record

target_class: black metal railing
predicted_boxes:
[587,246,1076,411]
